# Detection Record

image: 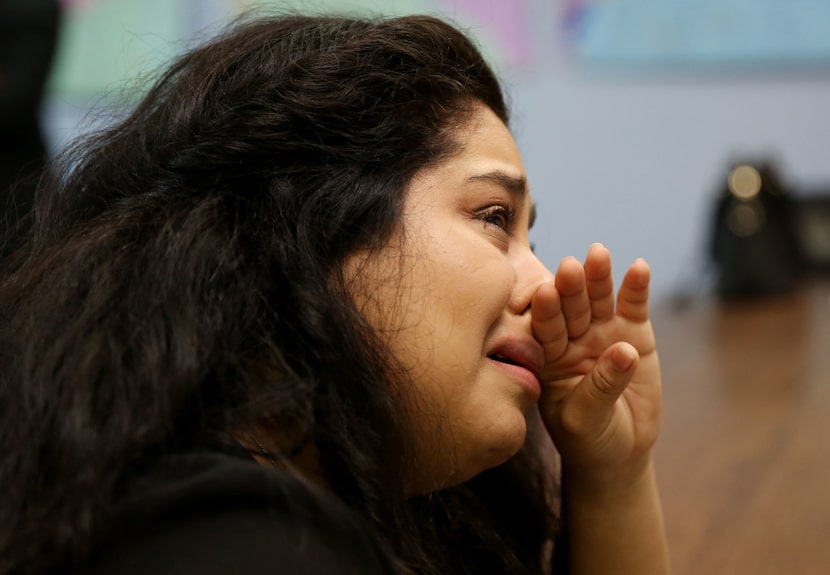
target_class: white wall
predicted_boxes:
[509,2,830,302]
[512,65,830,302]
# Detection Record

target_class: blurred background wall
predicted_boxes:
[40,0,830,301]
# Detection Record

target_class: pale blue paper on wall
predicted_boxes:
[575,0,830,67]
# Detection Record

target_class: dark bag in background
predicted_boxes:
[710,162,803,296]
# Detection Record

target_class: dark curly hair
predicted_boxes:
[0,14,559,574]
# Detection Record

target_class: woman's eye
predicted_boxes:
[478,205,515,233]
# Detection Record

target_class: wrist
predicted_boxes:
[561,453,657,503]
[560,455,671,575]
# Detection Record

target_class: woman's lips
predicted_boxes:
[487,340,544,399]
[487,356,542,399]
[487,340,544,378]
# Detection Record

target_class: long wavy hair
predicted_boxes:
[0,14,559,574]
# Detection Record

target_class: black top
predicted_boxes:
[90,450,398,574]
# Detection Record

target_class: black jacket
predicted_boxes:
[90,450,397,574]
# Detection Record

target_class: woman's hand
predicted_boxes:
[530,244,670,574]
[530,243,661,481]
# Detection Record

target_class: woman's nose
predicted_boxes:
[509,248,554,315]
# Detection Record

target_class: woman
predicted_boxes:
[0,14,669,574]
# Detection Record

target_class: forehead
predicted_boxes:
[404,104,533,215]
[453,104,525,175]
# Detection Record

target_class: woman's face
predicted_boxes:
[347,103,553,493]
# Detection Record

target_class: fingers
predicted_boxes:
[547,248,651,350]
[554,256,591,338]
[559,342,639,437]
[584,243,614,321]
[552,244,616,339]
[531,281,569,361]
[617,258,651,322]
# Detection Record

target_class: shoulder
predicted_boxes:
[91,450,397,575]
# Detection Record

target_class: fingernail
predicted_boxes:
[611,344,636,371]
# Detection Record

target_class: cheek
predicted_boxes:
[342,246,414,332]
[447,250,516,320]
[396,246,516,387]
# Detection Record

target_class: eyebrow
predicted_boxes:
[467,170,528,195]
[466,170,537,229]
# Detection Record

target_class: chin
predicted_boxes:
[471,416,529,476]
[406,410,530,494]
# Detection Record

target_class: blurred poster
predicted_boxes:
[51,0,192,99]
[565,0,830,68]
[446,0,534,68]
[231,0,534,68]
[49,0,533,101]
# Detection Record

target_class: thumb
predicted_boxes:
[561,342,639,436]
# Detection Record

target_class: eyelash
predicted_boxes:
[478,205,516,234]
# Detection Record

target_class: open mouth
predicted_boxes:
[486,350,542,396]
[488,354,526,369]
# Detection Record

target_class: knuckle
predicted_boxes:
[589,367,619,399]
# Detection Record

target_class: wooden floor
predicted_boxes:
[652,281,830,575]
